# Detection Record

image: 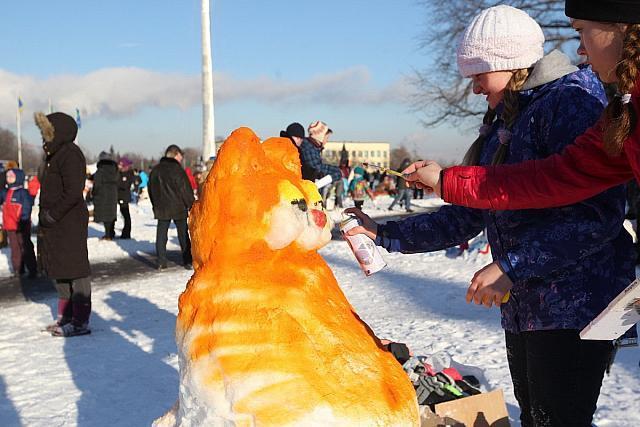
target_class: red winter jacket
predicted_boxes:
[2,189,22,231]
[442,83,640,210]
[185,167,198,191]
[28,176,40,198]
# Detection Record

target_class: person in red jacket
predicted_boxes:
[184,166,198,194]
[27,175,40,198]
[1,168,37,278]
[402,0,640,305]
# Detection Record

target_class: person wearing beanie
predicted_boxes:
[117,156,135,239]
[280,122,308,185]
[279,122,306,147]
[345,5,636,425]
[307,120,332,144]
[298,121,342,207]
[35,112,92,337]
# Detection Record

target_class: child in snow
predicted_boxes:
[346,5,635,426]
[348,166,374,210]
[1,168,37,278]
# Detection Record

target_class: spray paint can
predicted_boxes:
[340,215,387,276]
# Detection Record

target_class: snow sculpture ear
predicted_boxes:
[262,137,302,177]
[189,127,274,268]
[214,127,265,179]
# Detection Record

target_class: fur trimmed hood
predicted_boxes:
[34,112,55,143]
[34,111,78,156]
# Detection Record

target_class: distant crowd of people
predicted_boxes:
[0,113,429,338]
[0,111,199,337]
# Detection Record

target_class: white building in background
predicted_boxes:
[212,139,391,169]
[322,141,390,168]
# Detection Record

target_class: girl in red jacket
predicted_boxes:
[1,168,37,278]
[404,0,640,306]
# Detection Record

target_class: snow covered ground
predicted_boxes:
[0,197,638,426]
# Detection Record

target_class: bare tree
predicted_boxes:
[182,147,202,168]
[390,145,413,170]
[413,0,577,127]
[0,127,43,175]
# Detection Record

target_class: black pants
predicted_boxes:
[156,218,192,265]
[505,330,613,427]
[119,201,131,238]
[104,221,115,239]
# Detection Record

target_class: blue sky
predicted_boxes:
[0,0,468,160]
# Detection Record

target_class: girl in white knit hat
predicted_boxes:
[345,5,635,425]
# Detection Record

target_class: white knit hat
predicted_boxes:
[457,5,545,78]
[308,120,332,141]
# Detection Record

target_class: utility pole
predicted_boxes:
[201,0,216,161]
[16,103,22,168]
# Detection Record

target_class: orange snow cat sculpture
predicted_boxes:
[156,127,419,426]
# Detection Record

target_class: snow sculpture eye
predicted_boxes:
[263,181,306,250]
[263,180,332,251]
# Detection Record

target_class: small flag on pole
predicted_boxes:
[75,108,82,129]
[18,97,24,112]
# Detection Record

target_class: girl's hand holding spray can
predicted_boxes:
[340,212,387,276]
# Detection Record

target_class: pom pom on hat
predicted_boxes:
[457,5,545,78]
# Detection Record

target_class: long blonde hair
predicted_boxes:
[603,24,640,156]
[462,68,531,166]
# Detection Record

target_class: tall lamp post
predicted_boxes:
[201,0,216,161]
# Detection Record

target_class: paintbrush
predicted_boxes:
[362,162,407,178]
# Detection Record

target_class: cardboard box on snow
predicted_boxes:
[420,389,510,427]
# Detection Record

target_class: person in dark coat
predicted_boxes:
[0,164,6,190]
[92,152,118,240]
[117,157,134,239]
[148,145,194,270]
[280,122,306,180]
[388,158,413,212]
[35,111,91,337]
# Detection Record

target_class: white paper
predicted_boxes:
[580,278,640,341]
[314,174,332,189]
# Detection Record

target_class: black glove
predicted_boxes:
[39,210,57,226]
